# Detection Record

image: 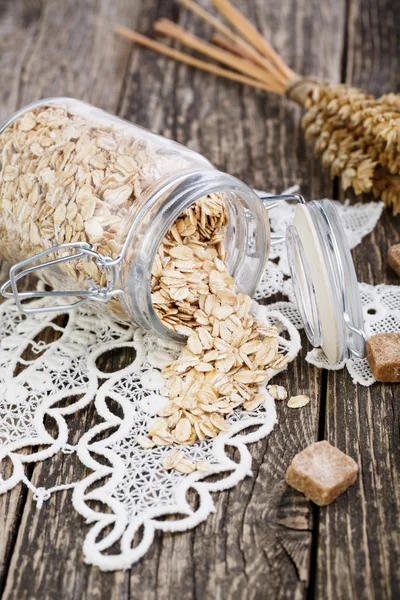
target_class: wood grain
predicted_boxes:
[116,0,341,597]
[0,0,398,598]
[316,0,400,598]
[0,0,136,598]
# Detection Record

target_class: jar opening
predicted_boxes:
[121,170,270,342]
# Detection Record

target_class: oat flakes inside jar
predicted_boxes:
[0,97,367,370]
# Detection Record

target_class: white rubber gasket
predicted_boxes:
[293,204,342,364]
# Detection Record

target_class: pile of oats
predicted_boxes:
[142,193,290,449]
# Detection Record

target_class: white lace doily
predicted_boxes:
[0,292,300,569]
[256,187,400,386]
[0,187,397,570]
[306,283,400,385]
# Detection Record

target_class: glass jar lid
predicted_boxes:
[285,198,366,363]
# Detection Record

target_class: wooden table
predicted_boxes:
[0,1,399,598]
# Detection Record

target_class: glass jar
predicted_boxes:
[0,98,366,364]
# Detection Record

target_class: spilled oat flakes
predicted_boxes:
[140,193,290,455]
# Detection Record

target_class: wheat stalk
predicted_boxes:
[115,0,400,214]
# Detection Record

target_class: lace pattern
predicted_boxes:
[0,188,397,570]
[0,294,300,570]
[0,298,133,494]
[307,283,400,385]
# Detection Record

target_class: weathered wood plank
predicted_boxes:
[1,0,345,597]
[0,0,135,597]
[0,0,138,121]
[119,0,343,598]
[6,0,400,598]
[0,2,44,587]
[2,415,130,600]
[316,0,400,597]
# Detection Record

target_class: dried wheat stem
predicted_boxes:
[115,26,277,92]
[211,0,295,81]
[178,0,288,87]
[178,0,258,58]
[116,0,400,213]
[154,19,286,93]
[211,33,259,63]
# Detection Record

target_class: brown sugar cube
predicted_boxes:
[286,441,358,506]
[388,244,400,276]
[367,333,400,383]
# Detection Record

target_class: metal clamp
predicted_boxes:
[0,242,123,315]
[260,193,306,210]
[260,193,306,246]
[343,313,368,358]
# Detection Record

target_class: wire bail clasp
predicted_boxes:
[0,242,123,315]
[260,193,306,246]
